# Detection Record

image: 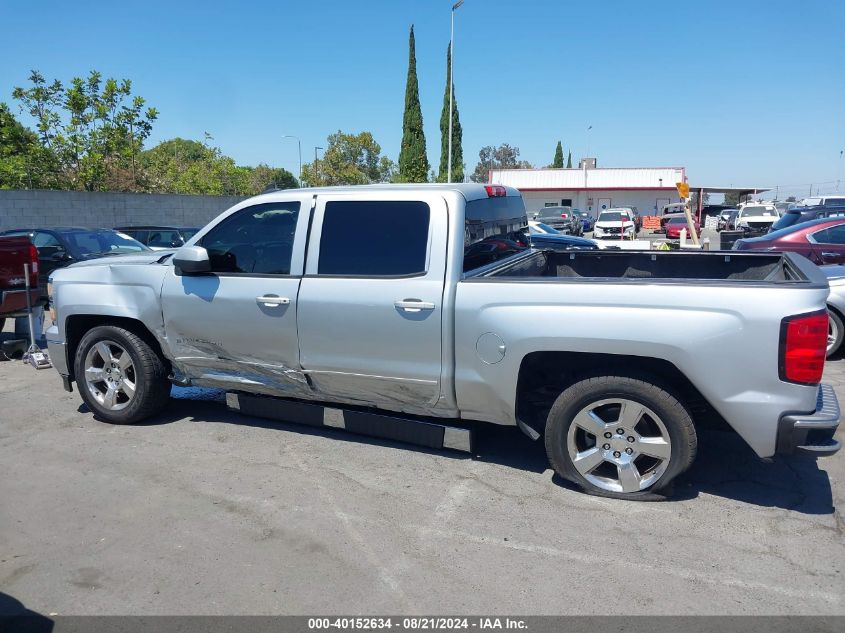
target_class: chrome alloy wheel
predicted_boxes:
[84,340,137,411]
[828,317,839,354]
[567,398,672,493]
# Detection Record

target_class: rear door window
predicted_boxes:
[317,201,430,276]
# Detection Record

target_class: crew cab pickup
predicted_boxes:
[45,184,840,499]
[0,236,40,332]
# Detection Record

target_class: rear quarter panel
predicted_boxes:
[455,278,828,457]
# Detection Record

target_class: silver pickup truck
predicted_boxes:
[45,184,840,499]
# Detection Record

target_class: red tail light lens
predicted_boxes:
[28,244,39,282]
[485,185,506,197]
[780,311,828,385]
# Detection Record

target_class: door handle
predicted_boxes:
[256,295,290,307]
[822,252,839,258]
[394,299,435,312]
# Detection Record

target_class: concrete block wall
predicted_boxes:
[0,190,248,232]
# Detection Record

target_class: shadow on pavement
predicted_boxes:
[0,592,53,633]
[86,388,835,515]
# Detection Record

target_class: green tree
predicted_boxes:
[470,144,533,182]
[142,137,296,195]
[437,43,463,183]
[552,141,563,168]
[302,130,395,187]
[566,150,572,168]
[12,70,158,191]
[397,26,429,183]
[0,102,61,189]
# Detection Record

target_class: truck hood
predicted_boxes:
[67,250,174,269]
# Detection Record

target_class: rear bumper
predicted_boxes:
[777,384,841,457]
[0,288,41,317]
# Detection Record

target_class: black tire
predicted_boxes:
[74,325,171,424]
[827,308,843,358]
[544,374,697,500]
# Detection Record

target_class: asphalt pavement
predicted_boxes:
[0,315,843,616]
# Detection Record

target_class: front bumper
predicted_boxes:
[777,384,841,457]
[45,325,72,390]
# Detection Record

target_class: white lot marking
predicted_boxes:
[281,443,416,610]
[434,479,472,520]
[335,511,842,606]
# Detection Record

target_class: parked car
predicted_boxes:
[0,228,150,303]
[769,205,845,233]
[618,207,641,232]
[0,236,40,330]
[735,203,779,233]
[534,206,582,236]
[593,209,636,239]
[463,238,526,270]
[115,226,200,250]
[46,183,839,500]
[574,210,595,232]
[659,202,688,230]
[822,265,845,357]
[526,221,599,251]
[732,217,845,265]
[717,209,739,232]
[664,216,701,239]
[799,195,845,209]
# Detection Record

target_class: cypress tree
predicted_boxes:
[438,43,464,183]
[552,141,563,168]
[398,25,429,183]
[566,150,572,168]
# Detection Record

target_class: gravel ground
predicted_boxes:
[0,315,843,616]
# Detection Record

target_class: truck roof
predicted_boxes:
[240,183,521,204]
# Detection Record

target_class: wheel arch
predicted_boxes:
[515,351,728,438]
[66,315,169,380]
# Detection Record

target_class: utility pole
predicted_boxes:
[448,0,465,183]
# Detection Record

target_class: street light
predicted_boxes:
[448,0,465,183]
[282,135,302,187]
[314,146,324,186]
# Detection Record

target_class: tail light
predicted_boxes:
[779,311,828,385]
[485,185,506,197]
[28,244,39,285]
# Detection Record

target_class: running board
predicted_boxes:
[226,393,473,454]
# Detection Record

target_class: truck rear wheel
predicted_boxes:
[827,309,843,358]
[545,375,697,500]
[74,325,171,424]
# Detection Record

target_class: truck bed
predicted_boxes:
[478,249,816,284]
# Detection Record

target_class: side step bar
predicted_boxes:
[226,392,473,454]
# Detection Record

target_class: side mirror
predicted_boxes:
[173,245,211,275]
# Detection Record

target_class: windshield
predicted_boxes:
[64,230,150,257]
[771,212,802,231]
[741,206,777,217]
[180,229,199,241]
[598,212,629,222]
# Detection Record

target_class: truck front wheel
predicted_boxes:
[545,375,697,500]
[74,325,171,424]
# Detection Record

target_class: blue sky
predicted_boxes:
[2,0,843,199]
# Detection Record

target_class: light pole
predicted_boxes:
[448,0,465,183]
[282,135,302,187]
[314,146,324,186]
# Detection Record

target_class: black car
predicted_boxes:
[114,225,200,250]
[0,227,150,301]
[534,206,582,236]
[526,223,599,250]
[769,205,845,233]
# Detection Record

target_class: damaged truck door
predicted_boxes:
[297,193,448,409]
[161,197,311,395]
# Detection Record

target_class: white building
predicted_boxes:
[488,164,686,218]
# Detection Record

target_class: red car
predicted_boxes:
[732,217,845,265]
[664,216,701,239]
